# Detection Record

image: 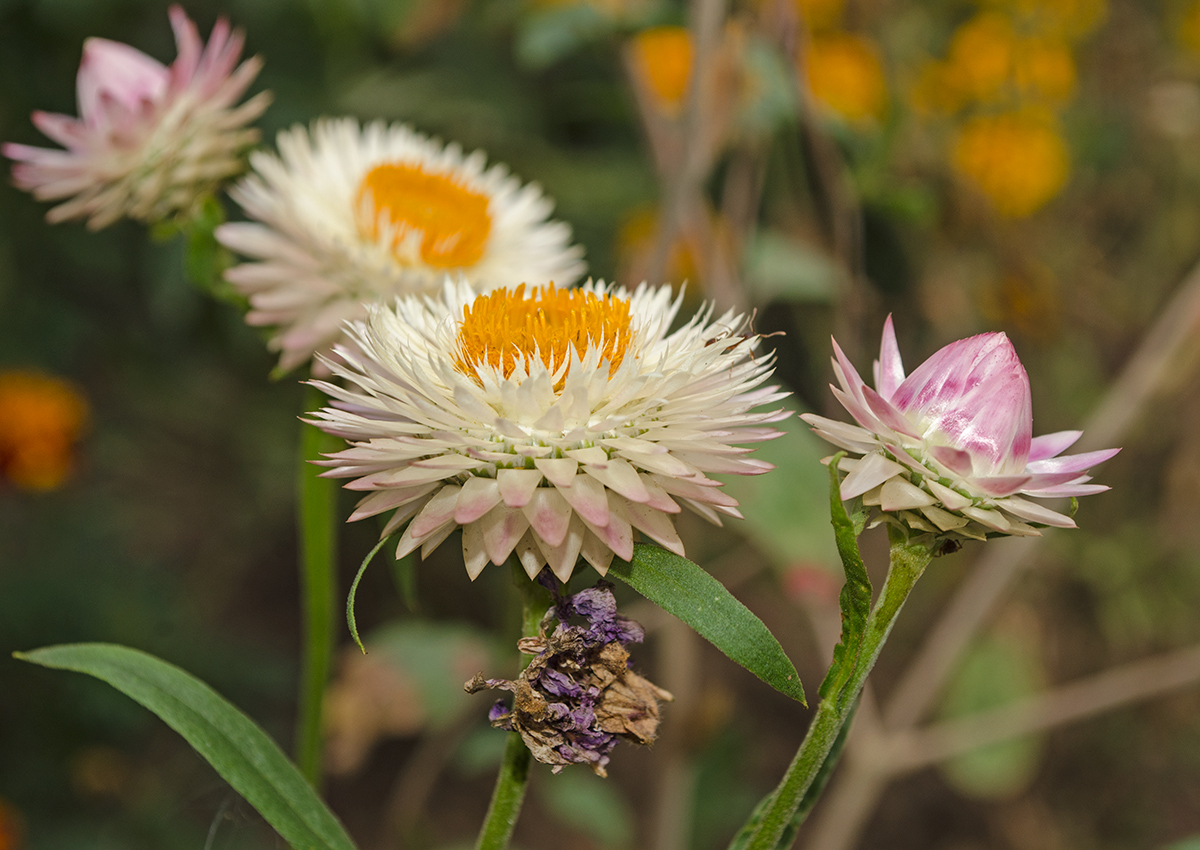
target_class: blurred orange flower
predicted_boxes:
[631,26,694,114]
[616,205,701,285]
[804,33,888,123]
[952,111,1070,217]
[0,797,24,850]
[793,0,844,31]
[942,13,1076,107]
[0,370,89,492]
[983,0,1107,42]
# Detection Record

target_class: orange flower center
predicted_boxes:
[355,162,492,269]
[455,285,633,386]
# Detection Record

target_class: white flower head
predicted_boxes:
[216,119,587,374]
[3,6,270,229]
[802,316,1119,543]
[309,279,788,581]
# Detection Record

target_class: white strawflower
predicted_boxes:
[308,280,787,581]
[3,6,269,229]
[216,119,586,373]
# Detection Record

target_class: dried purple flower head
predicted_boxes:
[465,579,671,777]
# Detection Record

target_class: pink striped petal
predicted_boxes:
[929,445,974,477]
[875,315,906,400]
[891,332,1032,473]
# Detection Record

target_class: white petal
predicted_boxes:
[920,505,969,532]
[534,457,578,488]
[840,452,905,500]
[926,479,973,511]
[497,468,543,508]
[961,506,1010,532]
[462,521,490,580]
[407,484,461,538]
[880,477,936,511]
[584,457,651,503]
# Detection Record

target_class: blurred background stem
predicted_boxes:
[296,383,339,788]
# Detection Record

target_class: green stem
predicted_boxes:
[474,564,550,850]
[295,383,339,789]
[737,531,932,850]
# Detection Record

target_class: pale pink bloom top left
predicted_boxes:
[3,5,270,230]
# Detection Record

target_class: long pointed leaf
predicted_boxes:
[609,544,805,705]
[16,643,358,850]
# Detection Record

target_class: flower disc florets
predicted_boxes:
[215,118,586,373]
[801,316,1119,543]
[3,6,269,230]
[309,279,788,580]
[465,579,671,777]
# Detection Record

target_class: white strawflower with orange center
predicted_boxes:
[3,6,269,230]
[309,280,787,581]
[216,119,586,373]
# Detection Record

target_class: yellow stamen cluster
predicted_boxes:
[356,162,492,269]
[455,285,633,386]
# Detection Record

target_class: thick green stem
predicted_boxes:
[295,383,339,789]
[737,532,932,850]
[474,564,550,850]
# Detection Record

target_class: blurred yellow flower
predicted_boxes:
[804,33,888,123]
[631,26,694,114]
[946,13,1016,104]
[0,370,89,492]
[918,14,1075,113]
[794,0,845,31]
[984,0,1107,42]
[616,206,701,285]
[1179,0,1200,53]
[952,111,1070,217]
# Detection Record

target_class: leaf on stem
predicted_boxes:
[347,535,394,653]
[609,544,806,705]
[15,643,358,850]
[817,452,874,705]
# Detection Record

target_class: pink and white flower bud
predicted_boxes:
[803,317,1119,542]
[3,6,271,230]
[76,39,170,124]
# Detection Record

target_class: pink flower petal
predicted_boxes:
[862,386,921,439]
[875,315,906,400]
[1028,430,1082,461]
[522,487,572,547]
[480,504,531,564]
[928,445,974,477]
[891,332,1032,474]
[557,472,611,527]
[1025,447,1120,475]
[77,38,168,123]
[454,476,502,524]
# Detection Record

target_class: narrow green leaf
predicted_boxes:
[15,643,358,850]
[609,544,805,705]
[347,535,394,654]
[818,453,873,705]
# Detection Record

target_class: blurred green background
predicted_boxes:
[2,0,1200,848]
